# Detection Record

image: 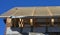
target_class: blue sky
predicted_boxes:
[0,0,60,14]
[0,0,60,35]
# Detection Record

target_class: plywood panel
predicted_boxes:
[1,6,60,17]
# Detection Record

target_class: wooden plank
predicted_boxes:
[34,7,49,16]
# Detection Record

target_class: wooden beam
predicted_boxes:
[32,8,36,16]
[46,7,53,16]
[51,18,54,26]
[6,17,12,27]
[19,19,24,27]
[30,19,33,26]
[46,7,55,26]
[0,16,10,18]
[30,8,36,26]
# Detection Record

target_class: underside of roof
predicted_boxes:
[1,6,60,17]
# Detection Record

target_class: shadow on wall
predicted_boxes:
[10,26,60,35]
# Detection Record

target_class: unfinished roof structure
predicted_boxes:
[1,6,60,17]
[1,6,60,35]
